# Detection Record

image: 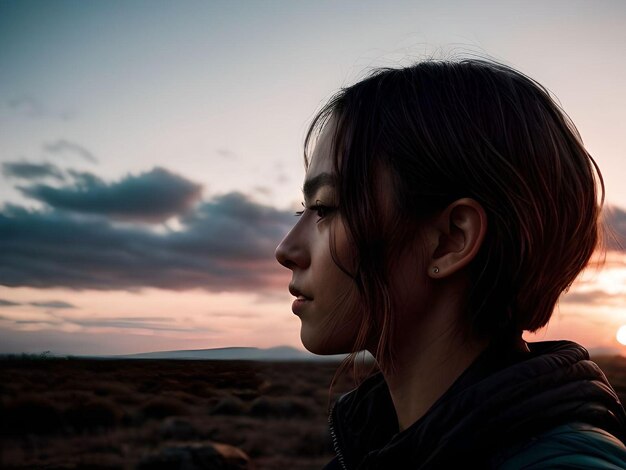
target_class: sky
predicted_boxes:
[1,0,626,356]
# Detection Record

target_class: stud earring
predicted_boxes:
[432,266,440,274]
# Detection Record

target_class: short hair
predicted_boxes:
[305,58,604,370]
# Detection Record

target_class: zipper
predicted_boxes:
[328,401,348,470]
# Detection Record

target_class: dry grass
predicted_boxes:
[2,354,622,469]
[0,358,361,469]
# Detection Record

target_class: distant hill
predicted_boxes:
[588,346,624,358]
[3,344,620,362]
[109,345,348,361]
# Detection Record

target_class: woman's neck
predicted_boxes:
[382,329,491,432]
[373,273,530,433]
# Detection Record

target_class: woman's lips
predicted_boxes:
[288,285,312,315]
[289,285,312,299]
[291,297,311,315]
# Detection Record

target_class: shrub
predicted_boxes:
[159,417,200,440]
[210,396,247,416]
[64,397,121,432]
[1,395,63,435]
[249,396,315,419]
[140,397,188,421]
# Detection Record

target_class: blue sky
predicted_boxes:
[1,0,626,355]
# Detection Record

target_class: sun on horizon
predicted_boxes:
[616,325,626,346]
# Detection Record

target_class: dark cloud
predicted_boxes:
[6,316,214,334]
[2,161,65,181]
[0,299,21,307]
[559,290,616,305]
[5,96,73,120]
[66,169,105,187]
[17,167,203,223]
[43,139,97,163]
[29,301,76,309]
[603,205,626,251]
[0,191,293,293]
[68,317,211,332]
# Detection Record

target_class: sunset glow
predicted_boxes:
[1,1,625,356]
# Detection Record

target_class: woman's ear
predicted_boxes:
[427,198,487,279]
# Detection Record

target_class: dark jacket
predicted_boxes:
[324,338,626,469]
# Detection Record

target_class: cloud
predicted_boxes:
[0,191,293,293]
[29,301,76,309]
[603,205,626,251]
[17,167,203,223]
[216,148,238,159]
[5,96,74,120]
[0,299,21,307]
[2,161,65,181]
[68,316,211,332]
[66,169,105,187]
[7,315,215,334]
[43,139,97,163]
[253,186,273,196]
[209,312,260,319]
[559,289,617,305]
[7,96,44,117]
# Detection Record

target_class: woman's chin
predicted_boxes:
[300,328,351,356]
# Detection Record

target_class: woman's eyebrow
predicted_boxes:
[302,172,336,200]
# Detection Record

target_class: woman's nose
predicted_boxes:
[275,228,309,270]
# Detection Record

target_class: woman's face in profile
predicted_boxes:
[275,120,362,355]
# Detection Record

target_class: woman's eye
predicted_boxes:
[312,199,336,222]
[313,204,330,219]
[293,201,335,222]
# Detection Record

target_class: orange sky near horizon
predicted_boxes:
[1,1,625,356]
[1,250,626,356]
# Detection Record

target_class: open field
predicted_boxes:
[1,354,624,469]
[0,357,370,469]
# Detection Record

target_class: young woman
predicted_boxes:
[275,58,626,469]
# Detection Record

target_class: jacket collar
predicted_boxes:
[330,336,626,469]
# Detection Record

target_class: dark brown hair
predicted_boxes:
[305,58,605,376]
